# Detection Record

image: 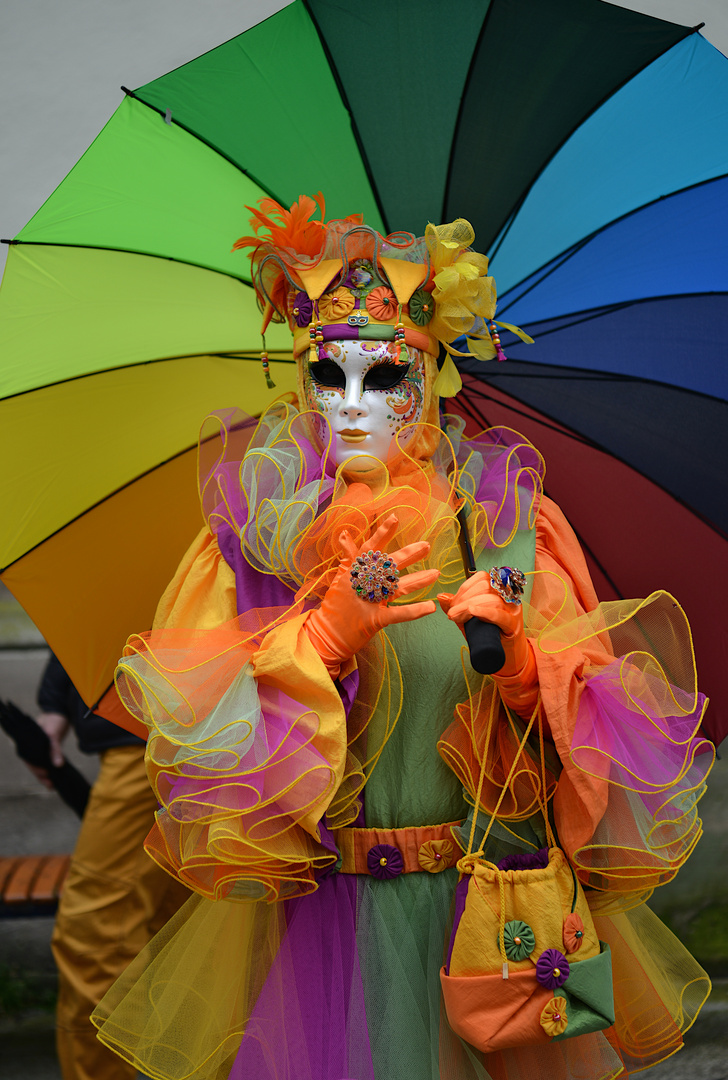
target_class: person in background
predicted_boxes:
[31,652,188,1080]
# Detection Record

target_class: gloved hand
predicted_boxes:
[438,572,539,717]
[305,513,441,680]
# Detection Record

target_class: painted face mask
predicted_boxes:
[302,339,426,469]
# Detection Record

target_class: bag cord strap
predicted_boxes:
[460,690,556,976]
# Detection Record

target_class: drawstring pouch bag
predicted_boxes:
[440,694,615,1052]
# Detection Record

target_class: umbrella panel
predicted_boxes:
[490,33,728,293]
[17,96,267,280]
[134,0,383,229]
[0,245,293,399]
[0,353,297,569]
[2,448,200,715]
[460,355,728,537]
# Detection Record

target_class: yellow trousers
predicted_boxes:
[52,744,188,1080]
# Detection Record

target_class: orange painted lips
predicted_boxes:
[338,429,368,443]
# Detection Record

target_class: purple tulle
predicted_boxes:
[497,848,550,872]
[198,406,545,563]
[228,875,375,1080]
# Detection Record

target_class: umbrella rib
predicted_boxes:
[497,171,728,312]
[498,298,728,407]
[0,443,199,575]
[0,351,293,403]
[300,2,389,233]
[452,388,494,433]
[1,238,255,289]
[483,18,699,257]
[440,0,493,225]
[461,377,596,448]
[463,374,728,543]
[120,86,288,209]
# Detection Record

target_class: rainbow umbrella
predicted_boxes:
[0,0,726,742]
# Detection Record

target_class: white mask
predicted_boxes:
[302,340,426,469]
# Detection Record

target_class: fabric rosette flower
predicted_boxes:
[563,912,585,953]
[536,948,570,990]
[417,839,453,873]
[408,287,435,326]
[502,919,536,962]
[318,288,355,322]
[367,843,404,880]
[540,997,568,1038]
[292,290,313,328]
[365,286,398,322]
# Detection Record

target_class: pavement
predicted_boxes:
[1,584,727,1079]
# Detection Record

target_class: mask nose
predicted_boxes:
[339,377,367,421]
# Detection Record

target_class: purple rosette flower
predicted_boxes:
[292,291,313,327]
[536,948,570,989]
[367,843,404,880]
[497,848,550,872]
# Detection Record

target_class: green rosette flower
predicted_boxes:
[502,919,536,961]
[408,287,435,325]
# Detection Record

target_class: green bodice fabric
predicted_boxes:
[364,519,537,829]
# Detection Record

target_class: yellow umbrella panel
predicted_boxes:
[0,247,296,722]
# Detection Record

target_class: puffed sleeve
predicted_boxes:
[528,498,711,896]
[115,527,352,903]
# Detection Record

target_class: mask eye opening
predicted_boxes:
[309,361,346,390]
[362,363,410,392]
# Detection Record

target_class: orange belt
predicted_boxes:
[330,821,463,877]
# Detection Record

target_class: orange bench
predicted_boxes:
[0,854,70,917]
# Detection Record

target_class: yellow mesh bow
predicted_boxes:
[425,218,533,397]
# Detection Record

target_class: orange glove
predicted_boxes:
[438,571,539,718]
[305,513,441,680]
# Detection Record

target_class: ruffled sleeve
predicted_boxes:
[116,528,350,903]
[439,495,713,905]
[152,526,238,631]
[528,498,713,897]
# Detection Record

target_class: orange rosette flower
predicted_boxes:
[365,286,398,322]
[417,839,454,873]
[563,912,585,953]
[540,997,568,1038]
[318,288,355,322]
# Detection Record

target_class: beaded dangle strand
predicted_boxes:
[309,301,324,365]
[489,321,508,363]
[394,303,406,362]
[260,333,276,389]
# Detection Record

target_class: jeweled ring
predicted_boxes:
[489,566,526,604]
[350,550,400,603]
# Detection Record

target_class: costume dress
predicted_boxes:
[93,401,712,1080]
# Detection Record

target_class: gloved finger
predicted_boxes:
[338,529,360,562]
[364,514,399,553]
[389,540,432,569]
[395,567,441,597]
[447,570,491,600]
[446,595,521,634]
[382,599,437,625]
[437,592,455,615]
